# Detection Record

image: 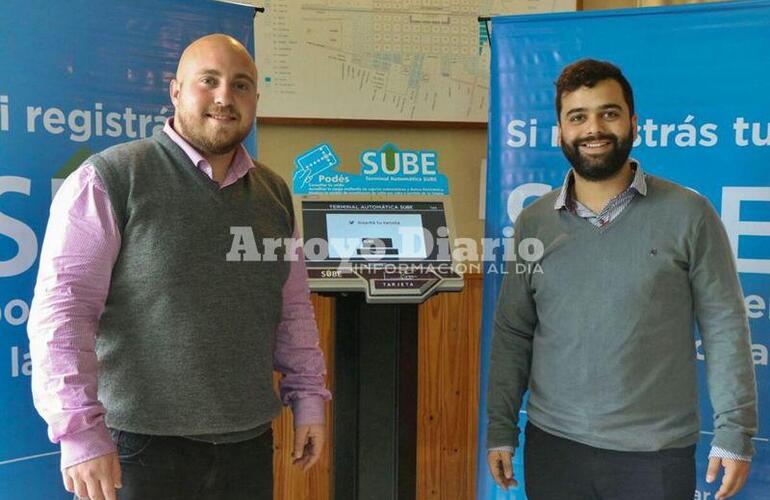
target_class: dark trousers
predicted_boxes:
[524,422,695,500]
[78,428,273,500]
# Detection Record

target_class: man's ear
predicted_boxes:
[170,79,180,106]
[631,113,639,141]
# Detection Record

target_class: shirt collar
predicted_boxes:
[162,118,254,182]
[554,159,647,211]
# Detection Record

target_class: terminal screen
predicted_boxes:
[301,201,450,263]
[325,213,428,259]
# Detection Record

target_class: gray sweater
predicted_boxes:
[487,175,758,456]
[91,131,293,435]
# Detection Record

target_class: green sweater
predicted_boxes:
[487,175,758,456]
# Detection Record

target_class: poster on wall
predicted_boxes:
[479,1,770,498]
[292,143,450,196]
[0,1,254,498]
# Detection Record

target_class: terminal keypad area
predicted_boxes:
[307,263,462,303]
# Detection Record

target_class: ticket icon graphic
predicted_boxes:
[293,143,340,188]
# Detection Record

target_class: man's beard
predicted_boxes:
[177,106,250,156]
[560,128,634,181]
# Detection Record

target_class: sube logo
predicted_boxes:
[360,144,438,176]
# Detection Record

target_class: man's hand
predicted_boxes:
[706,457,751,500]
[292,423,325,471]
[487,450,517,490]
[62,452,121,500]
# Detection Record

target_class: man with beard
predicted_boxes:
[28,34,330,500]
[486,59,757,500]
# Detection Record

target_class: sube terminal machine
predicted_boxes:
[298,197,464,499]
[301,198,463,302]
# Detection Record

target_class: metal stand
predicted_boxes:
[333,294,418,500]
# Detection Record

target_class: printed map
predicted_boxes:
[255,0,575,121]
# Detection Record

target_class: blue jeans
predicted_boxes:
[78,428,273,500]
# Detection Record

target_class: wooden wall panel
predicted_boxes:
[272,275,484,500]
[417,274,484,500]
[417,293,444,498]
[273,293,335,500]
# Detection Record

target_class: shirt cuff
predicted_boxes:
[711,428,755,457]
[488,446,516,454]
[291,395,326,427]
[59,424,117,470]
[709,446,752,462]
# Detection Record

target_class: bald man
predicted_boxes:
[28,34,331,500]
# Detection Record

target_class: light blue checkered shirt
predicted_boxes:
[553,160,647,226]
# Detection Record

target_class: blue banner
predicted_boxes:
[479,1,770,498]
[0,1,254,498]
